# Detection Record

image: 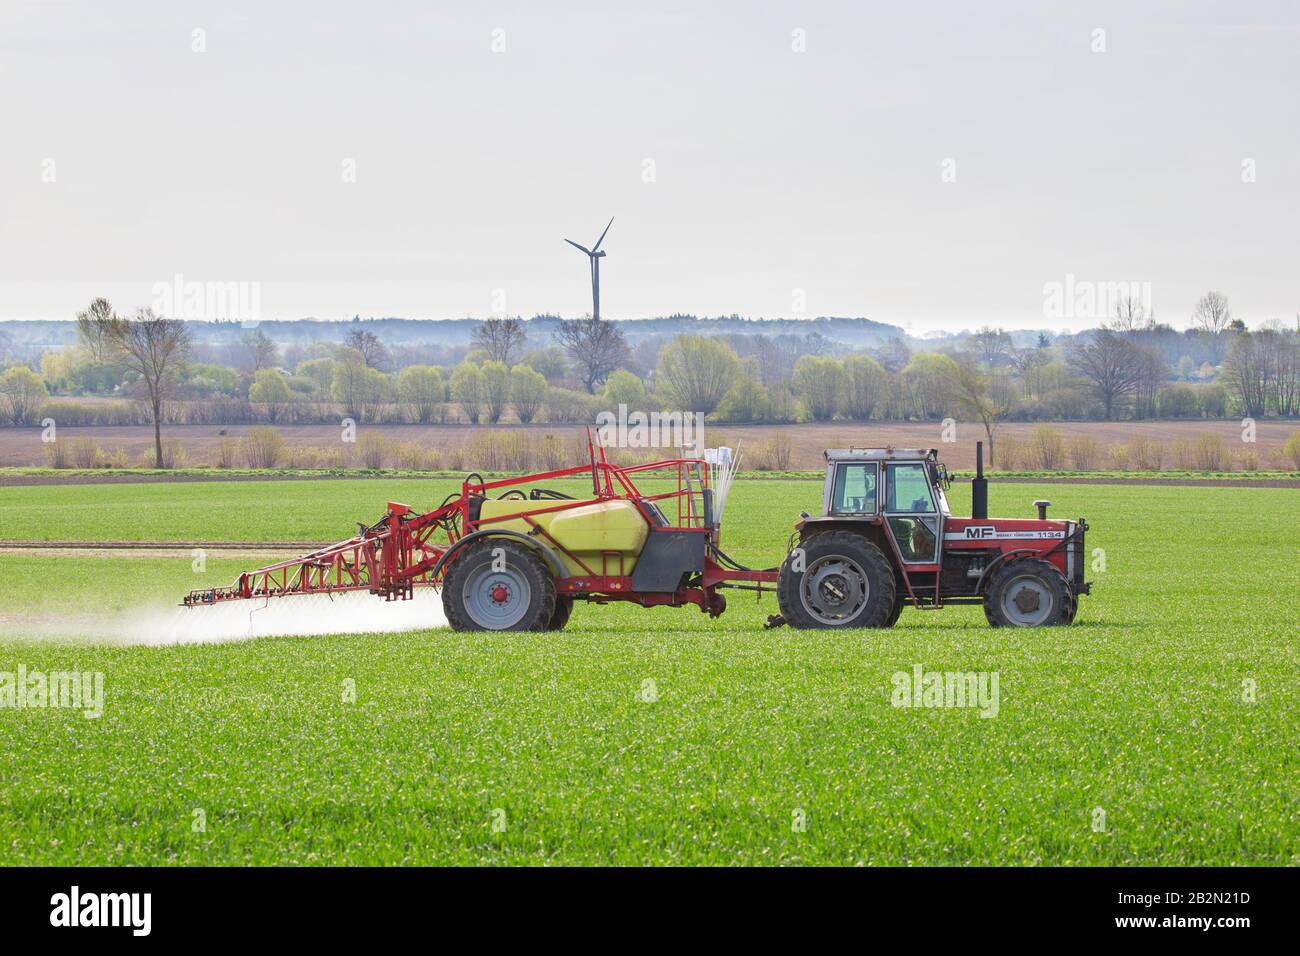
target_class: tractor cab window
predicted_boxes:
[886,462,939,563]
[831,463,877,514]
[886,463,936,514]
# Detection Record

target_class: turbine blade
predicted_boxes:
[565,239,592,255]
[591,216,614,252]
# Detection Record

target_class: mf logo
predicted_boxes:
[964,526,996,539]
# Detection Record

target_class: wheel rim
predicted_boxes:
[462,562,532,629]
[1000,574,1054,626]
[800,555,869,625]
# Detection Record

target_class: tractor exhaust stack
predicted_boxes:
[972,441,989,520]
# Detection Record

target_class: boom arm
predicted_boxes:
[183,500,459,606]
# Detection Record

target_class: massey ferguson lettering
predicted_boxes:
[950,526,1066,541]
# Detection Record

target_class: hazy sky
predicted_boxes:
[1,0,1296,331]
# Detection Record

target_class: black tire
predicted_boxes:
[442,540,556,631]
[777,531,896,629]
[547,596,574,631]
[885,591,905,627]
[982,558,1071,628]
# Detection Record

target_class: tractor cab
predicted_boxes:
[824,447,950,515]
[818,447,951,564]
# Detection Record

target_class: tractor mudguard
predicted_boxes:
[975,548,1069,596]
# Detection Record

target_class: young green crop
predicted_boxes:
[0,479,1296,864]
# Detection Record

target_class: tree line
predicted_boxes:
[1,293,1296,468]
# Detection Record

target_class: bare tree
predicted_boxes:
[1009,348,1049,398]
[343,328,392,371]
[101,308,192,468]
[474,317,527,366]
[1191,291,1232,334]
[1132,344,1166,420]
[553,317,629,393]
[749,332,833,386]
[75,297,116,362]
[1269,324,1300,416]
[1109,296,1152,332]
[968,326,1011,368]
[1067,330,1145,420]
[870,337,912,374]
[947,358,1009,467]
[241,328,279,372]
[1191,291,1232,364]
[1223,330,1271,417]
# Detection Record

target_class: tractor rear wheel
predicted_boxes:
[443,540,557,631]
[885,591,905,627]
[778,531,896,629]
[982,558,1070,627]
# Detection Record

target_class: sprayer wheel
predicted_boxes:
[547,596,574,631]
[443,540,556,632]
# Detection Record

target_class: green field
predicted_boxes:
[0,477,1297,864]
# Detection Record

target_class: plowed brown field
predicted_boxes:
[1,419,1293,471]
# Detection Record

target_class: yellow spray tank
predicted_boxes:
[476,498,650,576]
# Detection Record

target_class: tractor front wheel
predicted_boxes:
[982,558,1071,627]
[443,540,557,631]
[778,531,896,629]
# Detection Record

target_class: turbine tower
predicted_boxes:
[564,217,614,319]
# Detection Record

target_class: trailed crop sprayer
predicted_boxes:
[184,434,1090,629]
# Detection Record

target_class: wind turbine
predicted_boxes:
[564,217,614,319]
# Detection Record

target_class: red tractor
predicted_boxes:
[184,437,1089,630]
[771,443,1089,629]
